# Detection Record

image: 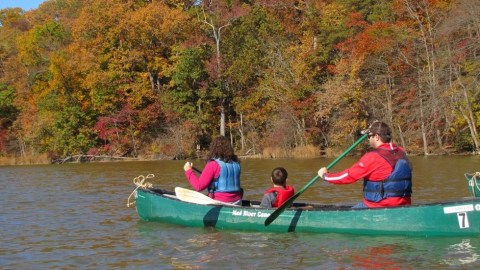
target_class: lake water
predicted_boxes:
[1,156,480,269]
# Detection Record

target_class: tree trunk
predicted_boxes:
[239,113,245,151]
[220,106,225,136]
[419,94,429,155]
[455,68,480,153]
[397,124,407,154]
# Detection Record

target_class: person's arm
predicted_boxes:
[260,192,276,208]
[320,153,378,184]
[184,161,220,191]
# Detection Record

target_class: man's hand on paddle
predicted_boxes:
[318,167,328,179]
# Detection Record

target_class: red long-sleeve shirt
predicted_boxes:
[323,143,411,208]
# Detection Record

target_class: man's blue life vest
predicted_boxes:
[363,148,412,203]
[208,159,241,193]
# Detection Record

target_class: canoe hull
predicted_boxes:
[134,188,480,237]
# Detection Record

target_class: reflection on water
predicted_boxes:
[443,239,480,266]
[1,156,480,268]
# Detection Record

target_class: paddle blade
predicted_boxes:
[175,187,219,205]
[175,187,237,206]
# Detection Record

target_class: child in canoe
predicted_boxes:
[260,167,295,208]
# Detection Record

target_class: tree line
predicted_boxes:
[0,0,479,163]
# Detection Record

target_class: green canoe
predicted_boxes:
[131,172,480,237]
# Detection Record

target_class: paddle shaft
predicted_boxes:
[264,133,369,226]
[192,166,202,174]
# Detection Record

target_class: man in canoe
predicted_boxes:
[183,135,243,205]
[260,167,295,208]
[317,121,412,208]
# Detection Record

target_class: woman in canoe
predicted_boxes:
[317,121,412,208]
[183,136,243,205]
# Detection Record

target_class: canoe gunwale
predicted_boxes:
[139,187,480,212]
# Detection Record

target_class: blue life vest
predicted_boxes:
[363,148,412,203]
[208,159,241,193]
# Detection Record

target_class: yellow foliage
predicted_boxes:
[319,2,348,28]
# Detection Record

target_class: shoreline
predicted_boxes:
[1,150,478,166]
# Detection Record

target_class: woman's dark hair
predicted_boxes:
[206,136,238,162]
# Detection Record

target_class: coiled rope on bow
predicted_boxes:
[126,173,155,207]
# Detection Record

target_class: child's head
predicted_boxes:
[271,167,288,186]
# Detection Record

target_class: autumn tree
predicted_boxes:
[392,0,456,154]
[219,6,285,152]
[193,0,251,137]
[438,0,480,153]
[0,8,27,155]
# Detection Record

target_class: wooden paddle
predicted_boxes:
[174,186,237,206]
[192,166,202,174]
[264,133,369,226]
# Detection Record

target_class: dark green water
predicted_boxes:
[1,156,480,269]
